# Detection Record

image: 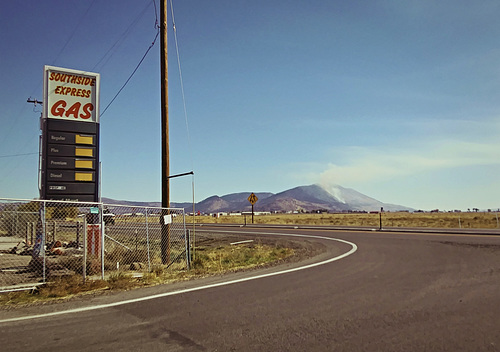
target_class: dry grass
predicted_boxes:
[186,211,500,229]
[191,241,294,273]
[0,242,294,307]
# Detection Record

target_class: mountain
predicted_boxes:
[255,185,350,213]
[317,184,413,212]
[103,185,412,213]
[184,192,274,213]
[254,184,412,213]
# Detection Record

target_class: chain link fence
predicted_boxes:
[0,198,189,293]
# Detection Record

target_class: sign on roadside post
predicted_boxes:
[41,65,101,202]
[247,193,258,224]
[247,193,258,205]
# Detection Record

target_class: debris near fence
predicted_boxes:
[1,240,86,280]
[49,241,82,256]
[2,240,32,256]
[2,240,82,258]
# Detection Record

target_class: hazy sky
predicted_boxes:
[1,0,500,211]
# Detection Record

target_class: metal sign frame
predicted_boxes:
[40,66,101,202]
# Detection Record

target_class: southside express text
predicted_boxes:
[49,72,96,120]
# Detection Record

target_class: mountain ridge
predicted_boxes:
[102,184,413,213]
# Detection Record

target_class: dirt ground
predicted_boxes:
[0,236,43,289]
[0,254,37,288]
[0,232,325,291]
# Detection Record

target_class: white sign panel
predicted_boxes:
[163,215,172,224]
[43,65,100,123]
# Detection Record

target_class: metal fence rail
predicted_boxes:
[0,198,188,293]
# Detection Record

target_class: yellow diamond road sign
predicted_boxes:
[248,193,258,205]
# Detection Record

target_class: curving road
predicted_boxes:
[1,227,499,351]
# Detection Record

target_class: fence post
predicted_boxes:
[30,222,34,246]
[100,204,105,280]
[83,215,87,284]
[186,229,191,270]
[146,210,151,272]
[26,222,30,245]
[135,229,138,251]
[53,221,57,242]
[15,212,18,238]
[76,222,80,248]
[41,203,46,283]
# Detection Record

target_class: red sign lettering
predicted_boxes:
[50,100,95,120]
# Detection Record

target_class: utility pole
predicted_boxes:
[27,98,43,106]
[160,0,170,264]
[27,98,45,262]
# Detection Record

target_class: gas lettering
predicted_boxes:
[50,100,94,119]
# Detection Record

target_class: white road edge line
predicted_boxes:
[0,232,357,324]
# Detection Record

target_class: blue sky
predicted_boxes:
[1,0,500,211]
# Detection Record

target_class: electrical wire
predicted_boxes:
[92,2,152,72]
[0,105,29,149]
[169,0,197,258]
[100,30,160,118]
[0,134,39,185]
[152,0,160,29]
[169,0,194,170]
[0,154,37,186]
[52,0,97,66]
[0,152,37,159]
[1,0,95,160]
[1,3,157,158]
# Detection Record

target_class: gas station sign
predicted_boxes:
[44,65,99,123]
[41,66,100,202]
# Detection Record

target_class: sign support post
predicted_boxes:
[379,207,383,230]
[247,193,258,224]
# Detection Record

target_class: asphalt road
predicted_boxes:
[1,227,499,351]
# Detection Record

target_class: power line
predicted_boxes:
[0,152,37,159]
[98,1,160,117]
[91,2,152,72]
[100,30,160,118]
[52,0,97,65]
[152,0,159,29]
[169,0,194,171]
[0,1,95,158]
[2,2,158,154]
